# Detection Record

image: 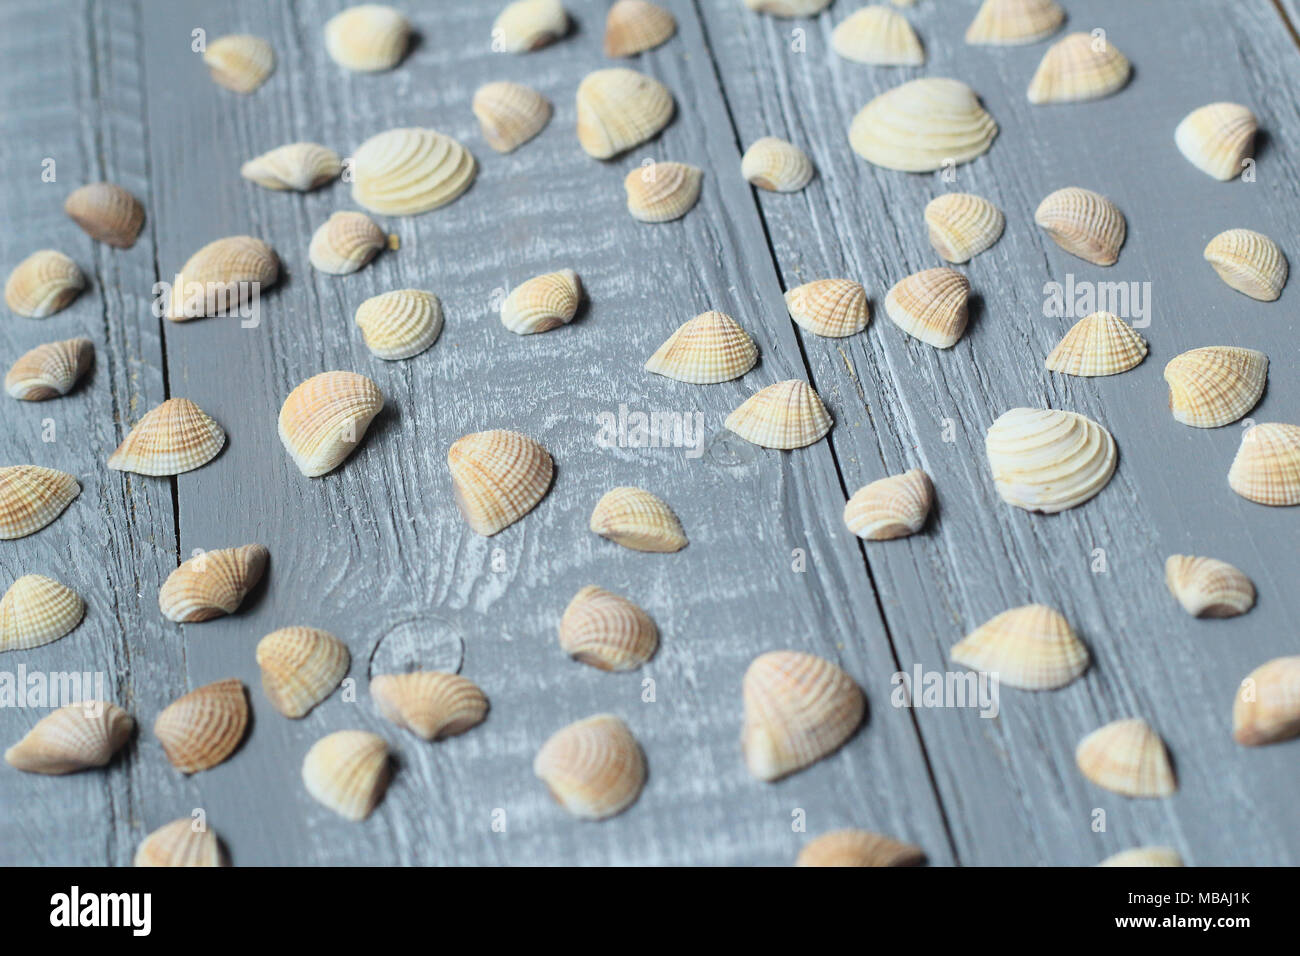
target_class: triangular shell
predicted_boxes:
[1203,228,1287,301]
[309,211,387,275]
[351,127,477,215]
[796,829,925,867]
[324,4,411,72]
[533,714,646,820]
[256,626,350,718]
[1163,346,1268,428]
[0,574,85,652]
[741,137,814,192]
[1228,422,1300,506]
[278,371,384,477]
[744,0,833,14]
[605,0,676,57]
[1098,847,1184,868]
[154,678,248,774]
[371,671,489,740]
[165,235,279,320]
[0,466,80,539]
[950,604,1089,690]
[108,397,226,476]
[499,269,581,334]
[1164,555,1254,619]
[1044,311,1147,377]
[472,81,553,153]
[4,701,132,774]
[302,730,391,821]
[1175,102,1256,182]
[742,650,865,782]
[1233,656,1300,747]
[849,77,997,173]
[1034,187,1125,266]
[884,267,970,348]
[644,311,758,384]
[785,279,869,338]
[924,192,1005,263]
[240,142,342,191]
[576,68,675,159]
[4,250,84,318]
[985,407,1117,513]
[625,161,702,222]
[493,0,568,53]
[5,337,93,401]
[158,543,269,623]
[447,429,554,535]
[965,0,1064,46]
[134,819,225,867]
[559,586,658,671]
[355,289,443,359]
[830,6,924,65]
[589,486,687,553]
[1028,32,1130,104]
[726,380,833,449]
[203,34,274,93]
[843,468,933,540]
[1076,718,1176,798]
[64,183,144,248]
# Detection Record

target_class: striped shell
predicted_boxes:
[241,142,342,191]
[950,604,1090,690]
[576,68,674,159]
[965,0,1064,45]
[796,830,926,867]
[1044,311,1148,377]
[1098,847,1184,868]
[1228,423,1300,507]
[744,0,833,15]
[165,235,279,320]
[849,77,997,173]
[559,586,658,671]
[1163,346,1268,428]
[278,371,384,477]
[64,183,144,248]
[1175,102,1257,181]
[493,0,568,53]
[371,672,489,741]
[4,701,133,774]
[1203,228,1287,301]
[158,543,269,623]
[108,397,225,476]
[355,289,443,359]
[1165,555,1255,619]
[741,137,814,192]
[830,5,924,65]
[5,337,93,401]
[605,0,677,57]
[1234,656,1300,747]
[1076,718,1176,798]
[843,468,933,540]
[726,380,832,449]
[203,34,274,93]
[472,81,553,153]
[324,4,411,72]
[0,574,85,653]
[256,626,351,718]
[644,311,758,384]
[0,466,80,539]
[309,211,387,275]
[499,268,581,334]
[5,250,84,318]
[589,486,687,553]
[154,678,248,774]
[785,279,869,338]
[1035,187,1125,266]
[885,267,970,348]
[533,714,646,820]
[625,161,702,222]
[351,127,477,215]
[985,407,1117,513]
[1028,32,1130,104]
[447,429,554,535]
[302,730,391,821]
[134,819,225,868]
[924,192,1005,263]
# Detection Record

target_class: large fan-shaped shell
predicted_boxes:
[472,82,553,153]
[831,5,924,65]
[371,672,489,740]
[500,269,581,334]
[324,4,411,72]
[0,574,85,652]
[785,279,869,338]
[559,585,658,671]
[796,829,925,867]
[950,604,1089,690]
[589,486,687,553]
[1203,228,1287,301]
[134,819,225,867]
[0,466,79,539]
[965,0,1064,45]
[885,267,970,348]
[843,468,933,540]
[1163,346,1267,428]
[1028,32,1130,104]
[849,77,997,173]
[1228,422,1300,506]
[302,730,391,820]
[924,192,1005,263]
[1164,555,1254,619]
[355,289,443,360]
[741,137,814,192]
[256,626,350,718]
[726,380,832,449]
[154,678,248,774]
[108,397,226,476]
[1045,311,1147,377]
[351,127,476,215]
[625,161,702,222]
[447,429,554,535]
[309,211,387,275]
[64,183,144,248]
[1175,103,1256,182]
[5,250,84,318]
[241,142,342,191]
[644,310,758,384]
[1234,656,1300,747]
[493,0,568,53]
[4,701,132,774]
[278,371,384,477]
[576,68,674,159]
[5,337,93,401]
[1098,847,1184,868]
[1035,187,1125,265]
[1076,718,1176,798]
[158,543,269,623]
[605,0,676,57]
[203,34,274,93]
[165,236,279,320]
[533,714,646,820]
[744,0,832,15]
[985,407,1117,513]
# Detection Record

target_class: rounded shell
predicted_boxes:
[644,310,758,384]
[499,269,581,334]
[256,626,351,718]
[849,78,997,173]
[324,4,411,72]
[4,701,133,774]
[1075,718,1176,798]
[589,486,687,553]
[472,81,553,153]
[371,671,489,741]
[308,211,387,275]
[108,397,226,476]
[843,468,933,540]
[1035,186,1125,266]
[924,192,1005,263]
[447,429,554,535]
[302,730,391,821]
[965,0,1065,46]
[1175,102,1256,181]
[0,574,85,653]
[5,250,85,318]
[493,0,568,54]
[134,819,225,867]
[785,279,869,338]
[355,289,443,360]
[1163,346,1268,428]
[744,0,833,15]
[240,142,342,191]
[1044,311,1148,377]
[0,466,80,539]
[1228,422,1300,506]
[351,127,477,216]
[64,183,144,248]
[576,68,674,159]
[559,585,658,671]
[984,407,1117,513]
[1234,656,1300,747]
[278,370,385,478]
[158,543,269,623]
[605,0,677,58]
[725,380,832,449]
[1203,228,1287,301]
[884,267,970,348]
[624,161,702,222]
[203,34,274,93]
[5,337,93,401]
[950,604,1090,690]
[166,235,279,320]
[1098,847,1184,868]
[1165,554,1255,619]
[830,5,924,66]
[533,714,646,820]
[1028,32,1130,104]
[154,678,249,774]
[741,137,814,192]
[796,829,925,867]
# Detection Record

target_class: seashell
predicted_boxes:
[985,407,1117,513]
[743,0,832,14]
[64,183,144,248]
[885,267,970,348]
[1228,422,1300,506]
[576,68,675,159]
[278,371,384,478]
[499,268,581,334]
[849,77,997,173]
[830,5,924,66]
[605,0,676,57]
[448,429,553,535]
[165,235,279,321]
[371,672,488,740]
[1164,555,1255,619]
[559,585,658,671]
[533,714,645,820]
[302,730,391,821]
[1175,103,1256,182]
[4,250,84,318]
[158,543,268,623]
[324,4,411,72]
[965,0,1065,46]
[589,486,687,553]
[742,650,865,781]
[256,626,350,718]
[1075,718,1176,798]
[785,279,869,338]
[0,466,80,539]
[4,701,132,774]
[355,289,443,360]
[108,397,226,476]
[1233,656,1300,746]
[625,161,702,223]
[351,127,477,216]
[240,142,342,191]
[154,678,248,774]
[1163,346,1267,428]
[843,468,933,540]
[741,137,814,192]
[1203,228,1287,301]
[0,574,84,652]
[644,310,757,384]
[796,829,926,867]
[134,819,224,867]
[472,82,553,153]
[726,380,832,449]
[1044,311,1148,377]
[1098,847,1184,868]
[493,0,568,53]
[5,337,93,401]
[1035,187,1125,266]
[308,211,387,275]
[1028,32,1130,104]
[924,192,1005,263]
[950,604,1089,690]
[203,34,274,93]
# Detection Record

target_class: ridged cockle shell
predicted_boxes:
[1163,346,1267,428]
[302,730,391,820]
[785,279,869,338]
[625,161,702,222]
[589,486,687,553]
[644,310,758,383]
[135,819,225,867]
[355,289,443,359]
[5,337,93,401]
[1228,423,1300,506]
[796,829,925,867]
[741,137,814,192]
[950,604,1089,690]
[308,211,388,275]
[843,469,933,540]
[0,574,85,652]
[371,671,489,740]
[559,586,658,671]
[726,380,832,449]
[5,250,84,318]
[447,429,553,535]
[830,5,924,65]
[278,371,384,477]
[1044,311,1147,377]
[604,0,676,57]
[849,78,997,173]
[472,82,553,153]
[203,34,274,93]
[351,127,477,215]
[924,192,1005,263]
[1234,656,1300,747]
[493,0,569,53]
[256,626,350,718]
[158,543,268,623]
[241,143,342,191]
[533,714,646,820]
[108,397,226,476]
[576,68,674,159]
[1203,228,1287,301]
[1175,103,1256,181]
[984,407,1117,513]
[1035,187,1125,266]
[1028,32,1130,104]
[165,236,279,320]
[64,183,144,247]
[4,701,132,774]
[965,0,1064,46]
[324,4,411,72]
[154,678,249,774]
[499,269,581,334]
[1076,718,1176,798]
[0,466,80,539]
[885,267,970,348]
[1165,555,1255,618]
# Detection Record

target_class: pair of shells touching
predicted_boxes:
[796,829,926,868]
[590,486,687,553]
[1,573,85,652]
[166,235,279,321]
[1228,422,1300,507]
[831,6,924,67]
[5,250,85,318]
[534,714,646,820]
[279,370,385,477]
[985,407,1117,513]
[0,465,80,539]
[494,0,569,54]
[850,77,997,173]
[5,701,132,775]
[203,34,275,93]
[6,337,93,401]
[1027,32,1131,105]
[325,4,411,72]
[309,211,391,275]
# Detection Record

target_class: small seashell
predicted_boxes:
[5,337,93,401]
[64,183,144,248]
[742,650,865,781]
[843,468,933,540]
[309,211,387,275]
[256,626,350,718]
[950,604,1089,690]
[744,0,833,14]
[371,672,488,740]
[533,714,645,820]
[796,829,926,867]
[240,142,342,191]
[278,371,385,478]
[576,68,675,159]
[924,192,1005,263]
[302,730,391,821]
[0,466,80,539]
[985,407,1117,513]
[165,235,279,321]
[741,137,814,192]
[830,5,924,66]
[448,430,553,535]
[499,269,581,334]
[1233,656,1300,746]
[324,4,411,72]
[1035,187,1125,266]
[1076,718,1176,798]
[559,586,658,671]
[1165,555,1254,619]
[785,279,869,338]
[625,161,702,223]
[589,486,687,553]
[1175,103,1256,182]
[493,0,568,53]
[1228,423,1300,506]
[0,574,85,653]
[849,77,997,173]
[134,819,225,867]
[1203,228,1287,301]
[1163,346,1268,428]
[965,0,1065,46]
[4,701,132,774]
[108,397,226,476]
[158,543,269,623]
[472,82,553,153]
[605,0,676,57]
[203,34,274,93]
[1098,847,1184,868]
[351,127,477,216]
[644,311,758,384]
[1028,32,1130,104]
[1044,311,1148,377]
[884,267,970,348]
[355,289,443,359]
[154,678,248,774]
[726,380,832,449]
[4,250,84,318]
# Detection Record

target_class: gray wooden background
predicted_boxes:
[1,0,1296,866]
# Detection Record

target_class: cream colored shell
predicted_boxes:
[203,34,274,93]
[950,604,1090,691]
[241,142,342,191]
[371,672,489,740]
[135,819,225,867]
[5,250,84,318]
[499,269,581,334]
[849,78,997,173]
[447,429,554,535]
[966,0,1064,46]
[64,183,144,247]
[158,543,269,623]
[4,702,132,774]
[351,127,477,215]
[885,267,970,348]
[985,407,1117,513]
[1175,102,1256,181]
[309,211,387,275]
[165,235,279,320]
[5,337,93,401]
[559,585,658,671]
[625,161,702,222]
[725,380,832,449]
[1098,847,1184,868]
[0,574,85,653]
[785,279,869,338]
[1234,656,1300,747]
[533,714,646,820]
[1075,718,1176,798]
[741,137,814,192]
[1044,311,1147,377]
[324,4,411,72]
[493,0,568,53]
[1028,32,1130,104]
[1165,555,1255,619]
[1163,346,1267,428]
[644,311,758,384]
[355,289,443,359]
[924,192,1005,263]
[472,82,553,153]
[830,5,924,66]
[743,0,833,15]
[108,397,225,476]
[1203,228,1287,301]
[256,626,351,718]
[589,486,687,553]
[576,68,674,159]
[278,371,384,477]
[1228,422,1300,506]
[605,0,677,58]
[843,469,933,540]
[1035,187,1125,266]
[0,466,80,539]
[796,829,925,867]
[302,730,391,820]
